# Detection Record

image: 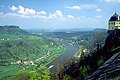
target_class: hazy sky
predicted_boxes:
[0,0,120,29]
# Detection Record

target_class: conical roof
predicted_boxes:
[109,12,120,21]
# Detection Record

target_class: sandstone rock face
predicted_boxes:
[87,52,120,80]
[86,29,120,80]
[104,29,120,51]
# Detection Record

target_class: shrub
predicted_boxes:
[97,57,104,66]
[79,65,91,76]
[63,74,72,80]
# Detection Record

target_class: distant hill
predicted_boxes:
[24,28,107,33]
[0,25,29,35]
[42,28,107,40]
[25,28,104,33]
[92,28,107,32]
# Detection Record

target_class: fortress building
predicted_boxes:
[108,12,120,33]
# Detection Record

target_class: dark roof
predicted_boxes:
[113,12,119,16]
[109,12,120,21]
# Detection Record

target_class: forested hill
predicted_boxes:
[0,25,29,35]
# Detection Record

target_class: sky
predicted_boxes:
[0,0,120,29]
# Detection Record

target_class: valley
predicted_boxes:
[0,26,107,79]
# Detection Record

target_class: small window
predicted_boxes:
[111,22,114,25]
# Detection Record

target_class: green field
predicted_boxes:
[0,34,64,79]
[0,65,21,78]
[0,34,26,39]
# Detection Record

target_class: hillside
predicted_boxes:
[0,26,64,79]
[0,25,29,35]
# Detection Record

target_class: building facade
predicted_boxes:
[108,13,120,31]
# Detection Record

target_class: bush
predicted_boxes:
[97,57,104,66]
[79,65,91,76]
[63,74,72,80]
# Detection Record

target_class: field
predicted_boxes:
[0,34,64,78]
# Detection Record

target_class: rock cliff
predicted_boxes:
[87,29,120,80]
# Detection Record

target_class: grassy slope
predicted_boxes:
[0,34,64,78]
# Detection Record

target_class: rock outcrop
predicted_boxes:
[104,29,120,51]
[87,52,120,80]
[87,29,120,80]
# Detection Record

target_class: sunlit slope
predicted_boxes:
[0,26,64,78]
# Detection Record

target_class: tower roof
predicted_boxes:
[109,12,120,21]
[113,12,119,16]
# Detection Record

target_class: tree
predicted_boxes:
[11,65,51,80]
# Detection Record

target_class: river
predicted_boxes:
[47,43,78,71]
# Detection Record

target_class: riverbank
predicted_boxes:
[46,43,78,71]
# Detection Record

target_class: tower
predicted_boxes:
[108,12,120,33]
